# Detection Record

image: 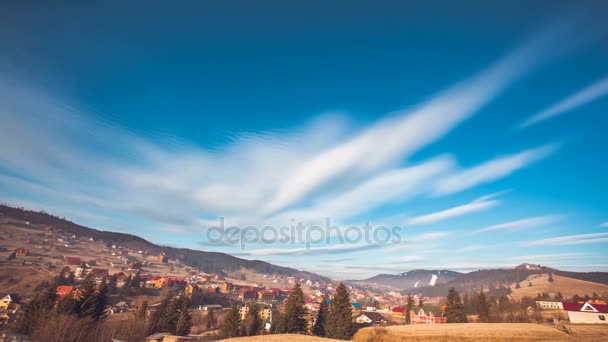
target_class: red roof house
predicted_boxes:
[562,301,608,324]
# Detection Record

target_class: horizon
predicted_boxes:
[1,1,608,279]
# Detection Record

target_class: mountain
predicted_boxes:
[353,269,463,289]
[412,264,608,297]
[0,204,329,283]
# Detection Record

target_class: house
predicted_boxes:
[536,301,564,310]
[563,301,608,324]
[65,256,81,264]
[14,247,29,256]
[355,312,387,325]
[410,308,447,324]
[90,268,109,278]
[237,288,258,301]
[0,295,13,310]
[219,282,233,294]
[56,286,74,300]
[201,304,222,311]
[158,254,169,263]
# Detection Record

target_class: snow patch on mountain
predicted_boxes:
[429,274,438,286]
[414,280,420,288]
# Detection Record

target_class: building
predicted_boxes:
[355,312,387,325]
[14,247,29,256]
[158,254,169,263]
[410,308,447,324]
[56,286,74,300]
[65,256,81,265]
[536,301,564,310]
[237,288,258,301]
[0,295,13,311]
[563,301,608,324]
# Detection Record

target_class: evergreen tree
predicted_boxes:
[16,295,44,335]
[148,295,172,335]
[67,271,76,285]
[77,274,99,319]
[405,294,415,324]
[284,283,307,333]
[57,293,78,315]
[445,288,467,323]
[548,273,554,283]
[108,273,118,292]
[94,277,109,320]
[312,295,328,336]
[175,297,192,336]
[515,282,521,289]
[136,300,148,320]
[476,289,490,322]
[418,297,424,308]
[220,302,241,339]
[272,311,286,334]
[132,271,142,290]
[326,282,354,340]
[206,309,215,330]
[243,301,262,336]
[528,281,533,287]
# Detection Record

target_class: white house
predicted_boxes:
[355,312,387,325]
[563,301,608,324]
[536,301,564,310]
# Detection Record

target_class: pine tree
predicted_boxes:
[326,282,354,340]
[67,271,76,285]
[312,295,328,336]
[78,274,99,319]
[418,297,424,308]
[175,297,192,336]
[206,309,215,330]
[243,301,262,336]
[476,289,490,322]
[148,296,172,335]
[16,295,43,335]
[284,283,307,333]
[57,293,78,315]
[272,311,286,334]
[548,273,554,283]
[132,271,142,290]
[445,287,467,323]
[515,282,521,289]
[94,277,109,320]
[136,300,148,319]
[108,273,118,292]
[159,296,182,334]
[220,302,241,339]
[528,281,533,287]
[405,294,415,324]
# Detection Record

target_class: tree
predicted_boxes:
[108,273,118,292]
[284,283,307,333]
[326,282,354,340]
[206,309,215,330]
[515,282,521,289]
[548,273,554,283]
[272,311,286,334]
[136,300,148,320]
[418,296,424,308]
[243,301,262,336]
[175,297,192,336]
[94,277,109,320]
[445,288,467,323]
[313,295,328,336]
[528,281,533,287]
[220,302,241,339]
[132,271,142,290]
[405,294,415,324]
[148,295,172,335]
[77,274,99,319]
[476,289,490,322]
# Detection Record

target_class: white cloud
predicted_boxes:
[475,215,559,233]
[405,194,500,226]
[525,232,608,246]
[519,75,608,128]
[434,144,558,195]
[600,222,608,228]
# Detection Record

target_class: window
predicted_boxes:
[599,315,605,321]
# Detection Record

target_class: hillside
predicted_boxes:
[354,269,462,289]
[510,273,608,299]
[0,204,329,283]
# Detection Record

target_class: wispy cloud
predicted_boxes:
[519,75,608,128]
[525,232,608,246]
[475,215,559,233]
[434,144,559,195]
[600,222,608,228]
[241,243,386,256]
[405,194,500,226]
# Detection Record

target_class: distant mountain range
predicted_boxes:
[352,269,463,289]
[354,263,608,296]
[0,204,329,283]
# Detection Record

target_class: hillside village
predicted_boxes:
[1,207,608,342]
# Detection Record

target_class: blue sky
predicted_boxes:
[1,1,608,279]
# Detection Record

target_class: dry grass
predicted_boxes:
[510,274,608,300]
[221,334,345,341]
[353,323,572,341]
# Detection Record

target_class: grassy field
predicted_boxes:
[510,274,608,300]
[221,334,345,342]
[352,323,575,341]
